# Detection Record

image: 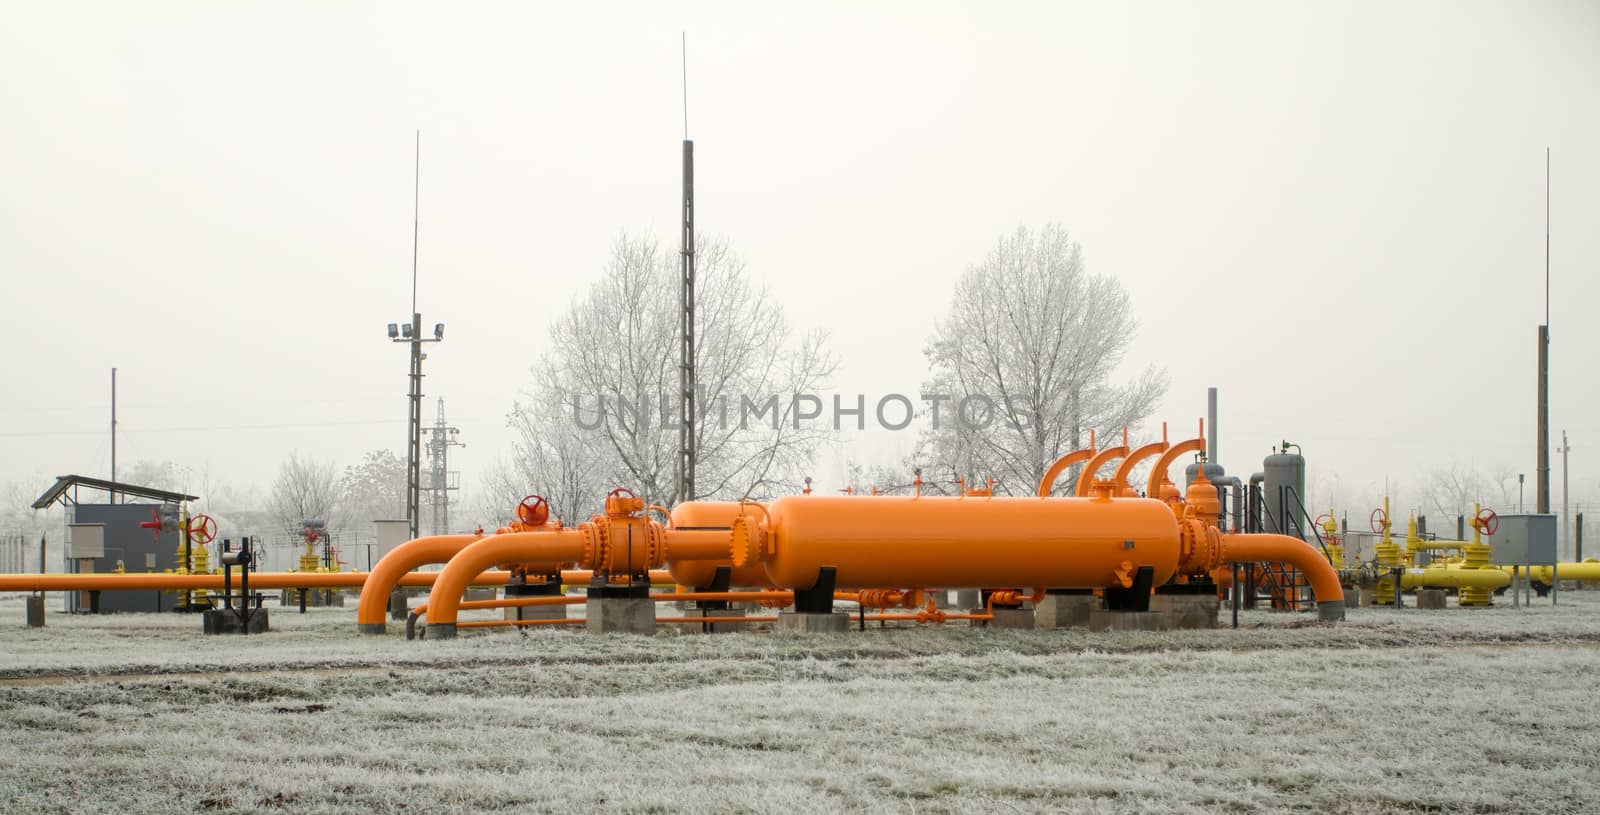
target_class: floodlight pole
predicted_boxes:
[407,313,423,540]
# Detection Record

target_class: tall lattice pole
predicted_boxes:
[676,138,696,504]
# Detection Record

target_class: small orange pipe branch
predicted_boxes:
[456,618,585,629]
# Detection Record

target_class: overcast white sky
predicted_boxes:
[2,1,1596,524]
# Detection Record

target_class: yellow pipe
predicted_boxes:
[1400,567,1511,592]
[1499,560,1600,585]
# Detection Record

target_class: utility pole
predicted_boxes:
[675,34,697,506]
[1537,148,1551,516]
[387,132,444,541]
[423,397,464,536]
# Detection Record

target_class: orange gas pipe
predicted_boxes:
[1144,434,1206,498]
[760,495,1183,591]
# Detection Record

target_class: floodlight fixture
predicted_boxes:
[387,323,399,339]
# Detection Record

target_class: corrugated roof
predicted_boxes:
[31,475,199,510]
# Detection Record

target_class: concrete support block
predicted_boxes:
[464,587,498,602]
[388,590,409,621]
[25,595,44,628]
[776,611,850,633]
[202,608,270,635]
[586,597,656,635]
[1357,588,1379,607]
[1148,594,1220,629]
[1416,589,1447,610]
[952,589,981,610]
[985,607,1037,630]
[1035,594,1098,629]
[1087,609,1170,632]
[930,590,951,609]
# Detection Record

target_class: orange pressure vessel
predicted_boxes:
[668,501,771,588]
[761,494,1182,590]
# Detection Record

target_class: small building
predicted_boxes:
[32,475,200,613]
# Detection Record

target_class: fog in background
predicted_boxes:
[2,1,1597,527]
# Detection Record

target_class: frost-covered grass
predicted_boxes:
[1,591,1598,813]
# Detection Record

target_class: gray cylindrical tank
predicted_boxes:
[1263,450,1306,537]
[1183,461,1227,489]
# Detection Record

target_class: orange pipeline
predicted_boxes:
[1219,533,1345,621]
[357,534,480,634]
[0,570,515,593]
[423,531,588,638]
[354,526,671,632]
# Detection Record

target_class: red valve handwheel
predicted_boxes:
[607,487,639,500]
[1315,513,1333,529]
[1369,508,1388,534]
[517,495,550,526]
[1476,508,1499,536]
[188,514,218,545]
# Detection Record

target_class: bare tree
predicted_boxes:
[268,452,338,534]
[513,230,835,509]
[337,449,406,530]
[119,459,193,494]
[1419,461,1516,523]
[477,391,609,527]
[916,224,1167,496]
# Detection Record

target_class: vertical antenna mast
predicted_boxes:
[412,130,421,315]
[676,33,697,504]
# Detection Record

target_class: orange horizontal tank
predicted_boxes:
[668,501,770,587]
[761,494,1182,590]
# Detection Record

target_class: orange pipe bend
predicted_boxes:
[1036,448,1094,497]
[1114,441,1169,494]
[424,531,587,638]
[357,534,481,633]
[1221,533,1346,621]
[1074,445,1130,497]
[1144,438,1206,498]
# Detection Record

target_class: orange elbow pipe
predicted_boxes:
[357,534,481,633]
[1221,533,1346,621]
[1036,448,1094,497]
[424,531,587,638]
[1145,438,1205,497]
[1114,441,1169,494]
[1074,445,1130,496]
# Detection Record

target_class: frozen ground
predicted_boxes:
[1,591,1597,814]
